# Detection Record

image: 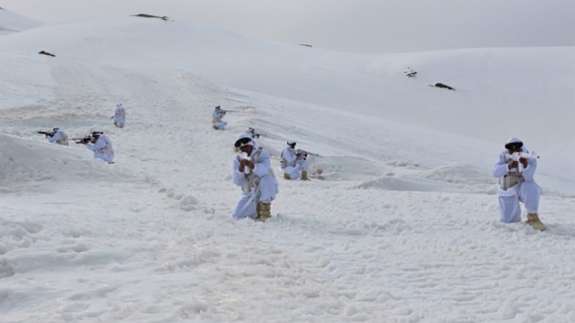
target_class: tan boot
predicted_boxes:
[256,202,272,221]
[526,213,545,231]
[256,203,262,220]
[262,203,272,221]
[283,173,291,180]
[301,170,310,181]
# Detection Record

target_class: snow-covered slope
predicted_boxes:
[3,0,575,53]
[2,7,575,323]
[1,18,574,190]
[0,7,39,34]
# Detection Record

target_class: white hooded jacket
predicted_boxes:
[48,129,69,145]
[87,134,114,163]
[231,137,278,219]
[113,104,126,128]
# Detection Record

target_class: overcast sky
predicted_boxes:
[3,0,574,53]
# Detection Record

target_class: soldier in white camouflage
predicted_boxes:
[492,138,544,230]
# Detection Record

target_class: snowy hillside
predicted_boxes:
[0,7,39,34]
[1,16,574,190]
[4,0,575,52]
[2,5,575,323]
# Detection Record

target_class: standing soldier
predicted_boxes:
[492,138,544,230]
[212,106,227,130]
[280,141,310,180]
[75,131,115,164]
[112,103,126,128]
[231,135,278,221]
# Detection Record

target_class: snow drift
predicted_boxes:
[0,7,39,34]
[0,134,115,192]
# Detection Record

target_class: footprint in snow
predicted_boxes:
[0,259,15,278]
[180,195,199,212]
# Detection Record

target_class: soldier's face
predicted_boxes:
[506,143,522,153]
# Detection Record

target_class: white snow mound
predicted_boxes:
[0,134,114,192]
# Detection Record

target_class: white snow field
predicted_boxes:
[2,5,575,323]
[0,8,39,35]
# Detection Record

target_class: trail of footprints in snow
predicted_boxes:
[0,220,44,278]
[156,185,215,215]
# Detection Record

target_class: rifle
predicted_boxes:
[71,136,92,144]
[296,149,322,160]
[296,149,321,158]
[237,152,255,175]
[505,151,539,161]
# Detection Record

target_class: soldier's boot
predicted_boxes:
[256,202,272,222]
[301,170,310,181]
[526,213,545,231]
[284,173,291,180]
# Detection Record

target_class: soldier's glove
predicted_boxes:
[508,160,519,170]
[243,160,255,170]
[519,157,528,168]
[239,159,251,172]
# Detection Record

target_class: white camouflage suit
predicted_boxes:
[280,145,309,180]
[232,142,278,219]
[212,108,227,130]
[87,134,115,163]
[113,104,126,128]
[492,140,541,223]
[48,129,69,145]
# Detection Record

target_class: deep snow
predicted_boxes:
[2,5,575,323]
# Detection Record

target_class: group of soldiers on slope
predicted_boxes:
[38,103,125,163]
[213,106,311,221]
[215,106,546,230]
[40,104,545,230]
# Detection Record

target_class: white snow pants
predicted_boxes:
[232,192,258,220]
[213,120,227,130]
[284,166,301,180]
[114,118,125,128]
[232,176,277,219]
[283,160,309,180]
[498,182,540,223]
